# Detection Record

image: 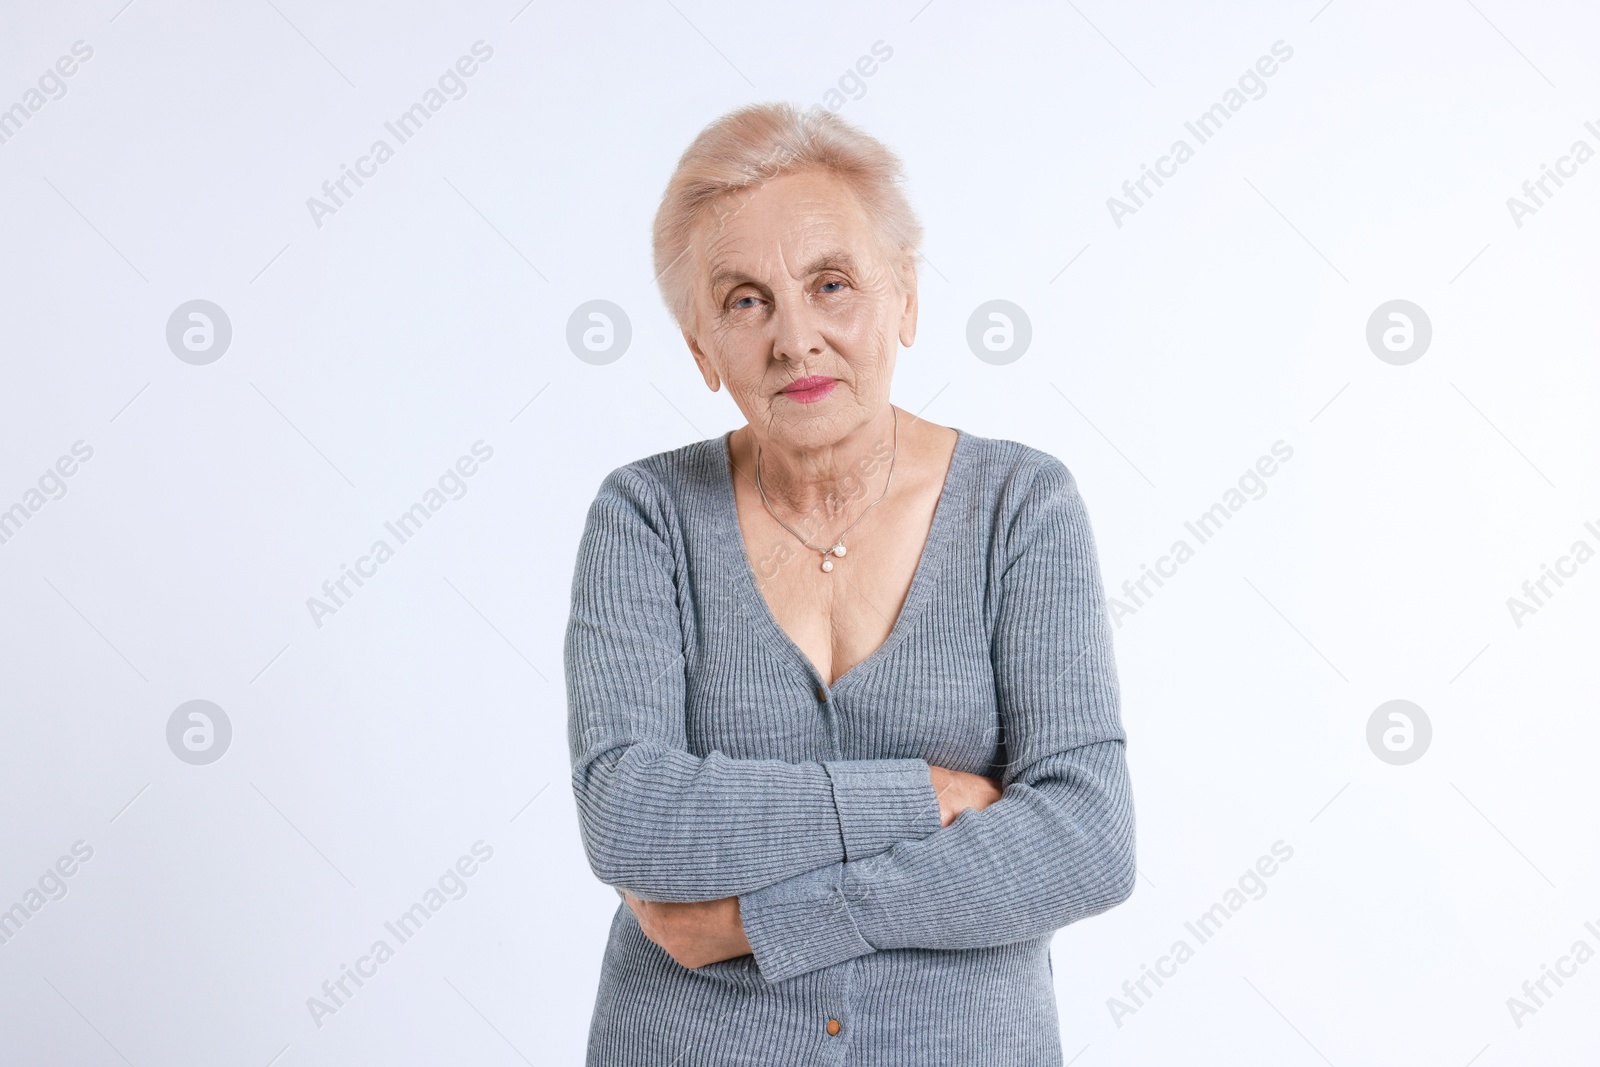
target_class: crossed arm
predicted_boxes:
[616,765,1004,970]
[565,459,1135,984]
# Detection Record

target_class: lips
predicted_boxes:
[782,376,836,403]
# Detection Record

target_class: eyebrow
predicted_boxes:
[708,251,860,294]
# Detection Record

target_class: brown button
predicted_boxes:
[826,1018,841,1036]
[816,684,827,702]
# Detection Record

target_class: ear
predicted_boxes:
[896,250,919,348]
[683,327,722,392]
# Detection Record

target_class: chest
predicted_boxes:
[679,463,1000,773]
[734,472,941,689]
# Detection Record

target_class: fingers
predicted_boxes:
[930,765,1008,825]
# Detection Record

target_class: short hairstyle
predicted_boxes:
[651,102,923,331]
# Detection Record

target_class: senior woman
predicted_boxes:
[565,102,1135,1066]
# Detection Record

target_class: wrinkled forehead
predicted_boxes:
[692,170,884,283]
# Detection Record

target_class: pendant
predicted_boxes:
[820,542,846,572]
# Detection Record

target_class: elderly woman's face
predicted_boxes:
[682,168,916,449]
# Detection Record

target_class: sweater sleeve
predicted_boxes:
[566,465,943,903]
[736,457,1136,982]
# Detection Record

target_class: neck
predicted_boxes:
[743,407,899,532]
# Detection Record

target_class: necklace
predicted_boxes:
[754,408,899,573]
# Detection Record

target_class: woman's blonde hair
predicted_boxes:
[651,102,923,331]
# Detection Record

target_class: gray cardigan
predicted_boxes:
[565,427,1135,1066]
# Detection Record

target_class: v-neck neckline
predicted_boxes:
[715,424,969,693]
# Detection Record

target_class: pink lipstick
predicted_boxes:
[782,376,836,404]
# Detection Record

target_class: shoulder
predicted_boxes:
[581,435,725,531]
[953,431,1101,570]
[957,430,1084,508]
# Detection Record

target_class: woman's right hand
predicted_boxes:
[928,765,1003,828]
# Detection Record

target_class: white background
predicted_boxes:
[1,0,1596,1063]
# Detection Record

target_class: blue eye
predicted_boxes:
[819,281,844,293]
[733,296,759,309]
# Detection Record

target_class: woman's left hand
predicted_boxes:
[620,889,753,969]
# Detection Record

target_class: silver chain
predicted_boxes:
[754,407,899,571]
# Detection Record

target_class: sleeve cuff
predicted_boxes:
[824,758,941,861]
[738,863,874,983]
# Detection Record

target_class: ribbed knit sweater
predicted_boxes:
[565,426,1136,1066]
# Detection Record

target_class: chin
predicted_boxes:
[782,410,869,448]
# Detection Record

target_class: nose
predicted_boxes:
[770,290,824,363]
